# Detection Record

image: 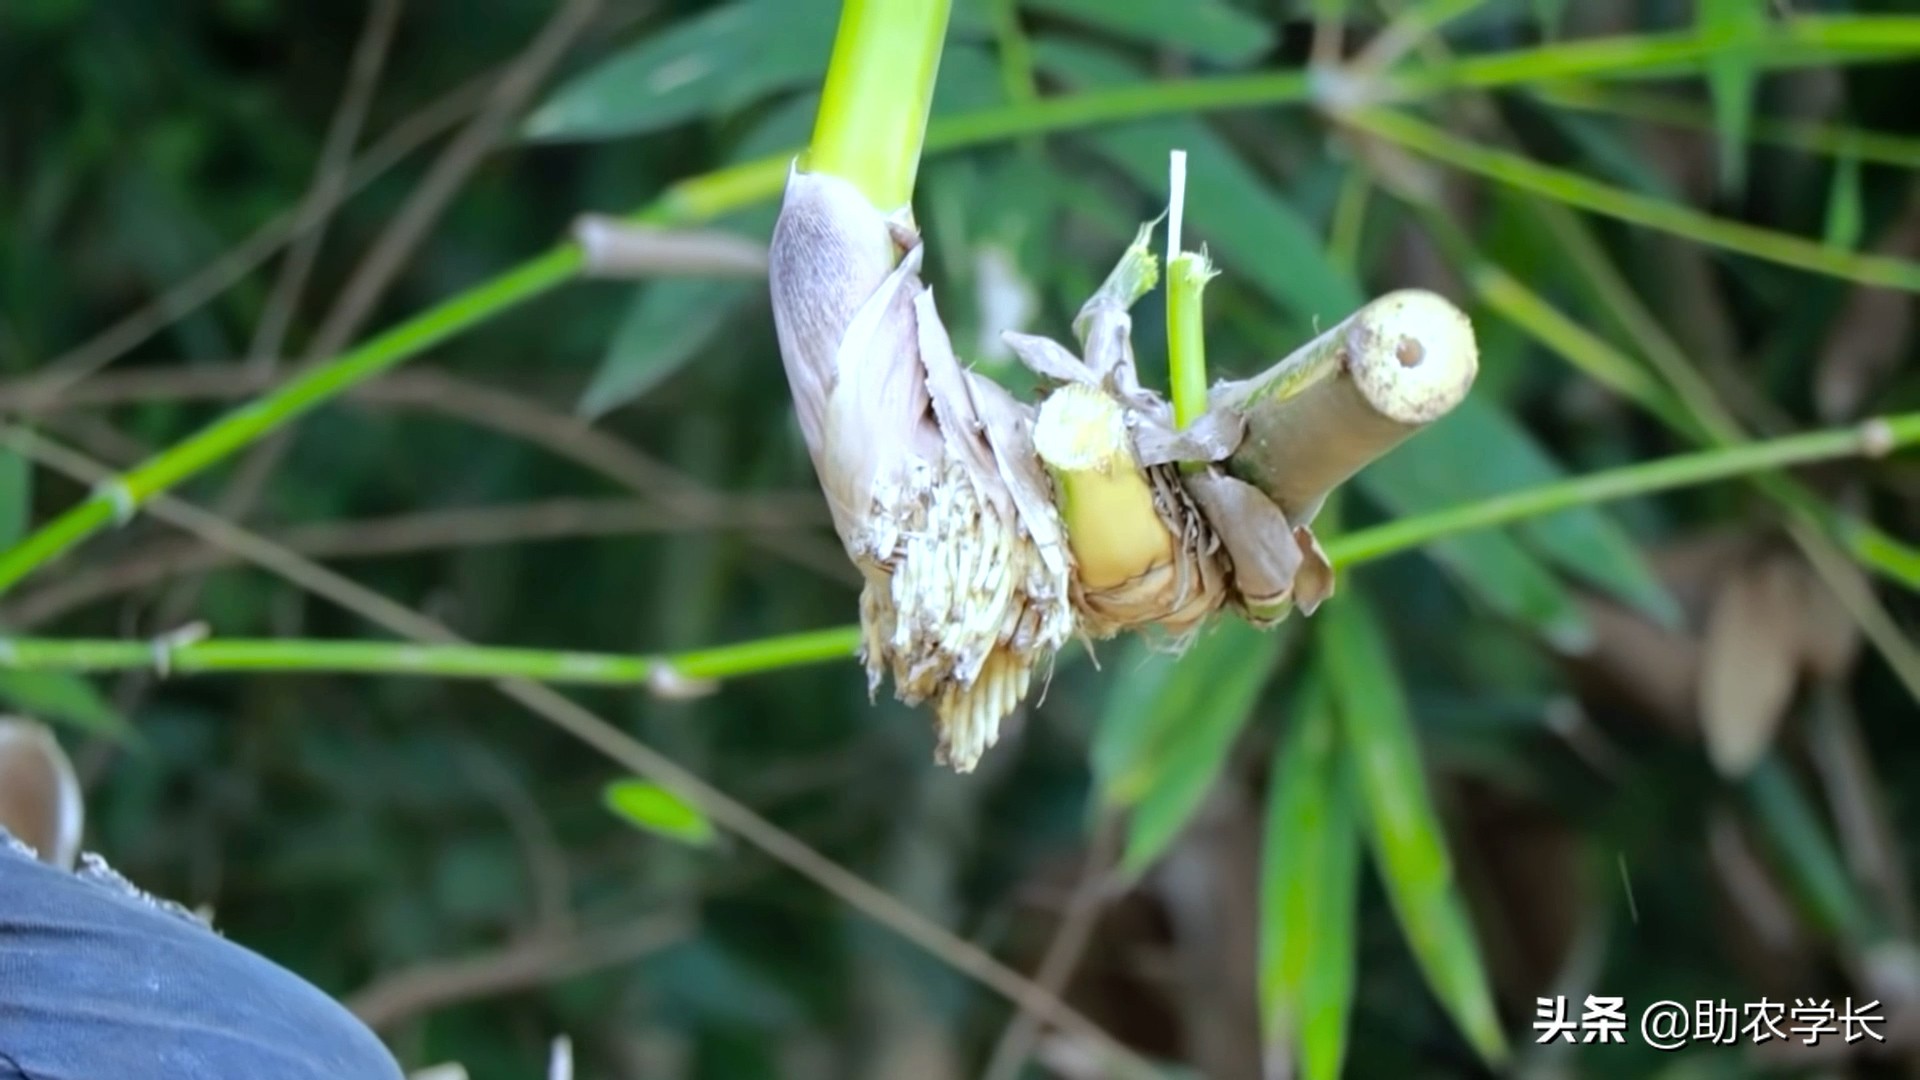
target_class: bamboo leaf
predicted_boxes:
[1323,593,1508,1065]
[524,0,838,143]
[576,198,776,418]
[1535,107,1686,203]
[1311,0,1350,22]
[1354,108,1920,292]
[1743,757,1875,944]
[1093,620,1289,876]
[1700,555,1803,778]
[579,279,755,418]
[1361,396,1682,628]
[0,669,131,740]
[1397,528,1593,653]
[931,42,1010,115]
[1822,144,1863,251]
[1352,406,1597,651]
[1700,0,1768,194]
[1023,0,1276,67]
[1531,0,1568,38]
[0,447,26,547]
[1259,675,1361,1080]
[951,0,995,36]
[605,779,717,847]
[1536,83,1920,171]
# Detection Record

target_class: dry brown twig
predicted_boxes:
[346,914,687,1032]
[19,68,495,408]
[980,820,1122,1080]
[247,0,404,368]
[177,0,606,631]
[0,363,855,586]
[572,217,771,278]
[0,496,819,629]
[0,421,1157,1075]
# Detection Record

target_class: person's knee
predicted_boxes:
[0,843,403,1079]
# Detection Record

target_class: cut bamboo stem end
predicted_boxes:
[1033,384,1176,590]
[1217,289,1478,522]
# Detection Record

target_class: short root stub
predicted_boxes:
[1033,385,1176,595]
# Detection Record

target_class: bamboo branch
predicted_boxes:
[0,630,859,691]
[7,413,1909,689]
[0,247,584,596]
[346,916,688,1032]
[0,424,1145,1071]
[1217,289,1479,523]
[1323,415,1920,566]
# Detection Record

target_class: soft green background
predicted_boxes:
[3,0,1919,1077]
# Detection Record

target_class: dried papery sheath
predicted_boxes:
[768,168,1073,772]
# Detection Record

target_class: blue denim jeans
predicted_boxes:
[0,832,404,1078]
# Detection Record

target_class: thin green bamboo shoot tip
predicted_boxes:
[1168,250,1220,433]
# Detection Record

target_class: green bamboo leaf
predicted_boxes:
[577,198,777,418]
[1311,0,1349,22]
[1358,478,1592,652]
[1381,0,1499,47]
[605,779,717,847]
[0,669,131,739]
[734,92,824,161]
[1700,0,1768,194]
[1822,145,1863,251]
[932,42,1011,115]
[0,447,26,547]
[1323,594,1508,1065]
[1023,0,1275,67]
[1530,0,1568,38]
[950,0,995,36]
[1034,38,1362,325]
[1259,676,1361,1080]
[1536,83,1920,171]
[523,0,838,143]
[1743,757,1876,945]
[1354,108,1920,293]
[1536,107,1685,203]
[578,278,755,418]
[1361,396,1681,628]
[1093,620,1290,876]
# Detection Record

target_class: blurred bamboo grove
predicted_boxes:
[4,0,1920,1077]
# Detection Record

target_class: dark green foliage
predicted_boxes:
[5,2,1920,1078]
